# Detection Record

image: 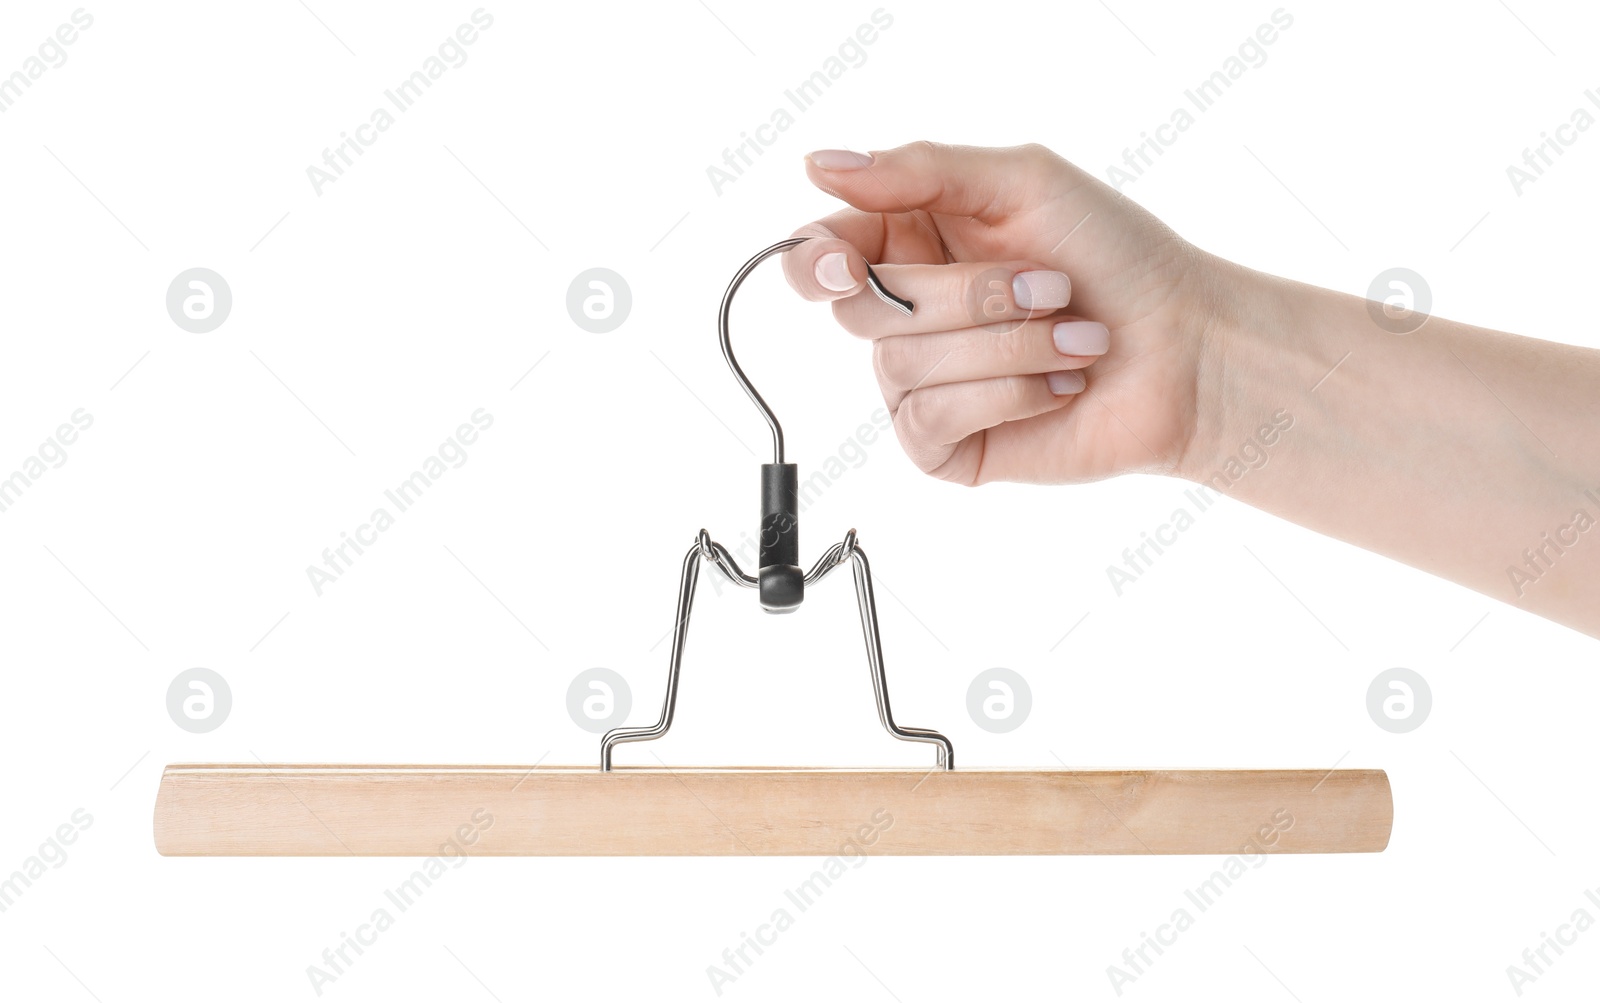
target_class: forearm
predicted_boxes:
[1182,258,1600,636]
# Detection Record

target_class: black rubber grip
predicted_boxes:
[760,464,799,569]
[759,463,802,611]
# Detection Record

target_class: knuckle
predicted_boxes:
[872,339,922,392]
[1001,375,1036,412]
[928,449,981,487]
[1017,142,1058,168]
[789,221,834,241]
[894,392,937,451]
[831,299,873,338]
[963,268,1020,328]
[893,394,970,480]
[991,326,1036,372]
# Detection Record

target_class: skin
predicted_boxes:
[783,141,1600,638]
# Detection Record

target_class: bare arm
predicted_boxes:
[1185,262,1600,635]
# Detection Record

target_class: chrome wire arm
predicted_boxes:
[847,540,953,769]
[600,541,702,770]
[701,531,758,590]
[803,528,857,587]
[600,529,954,771]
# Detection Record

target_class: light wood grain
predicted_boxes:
[153,765,1392,856]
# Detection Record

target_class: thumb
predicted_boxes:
[803,141,1069,222]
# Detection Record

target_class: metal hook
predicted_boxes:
[864,263,915,316]
[718,237,914,465]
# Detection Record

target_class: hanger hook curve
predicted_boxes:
[718,237,914,464]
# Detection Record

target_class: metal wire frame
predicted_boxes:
[600,529,953,770]
[601,239,950,770]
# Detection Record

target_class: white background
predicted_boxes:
[2,0,1598,1000]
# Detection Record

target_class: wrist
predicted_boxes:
[1172,255,1325,488]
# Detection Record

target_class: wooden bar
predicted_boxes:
[153,765,1392,856]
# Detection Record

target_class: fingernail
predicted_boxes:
[1052,320,1110,356]
[1046,370,1086,396]
[815,252,858,292]
[807,149,875,170]
[1012,270,1072,310]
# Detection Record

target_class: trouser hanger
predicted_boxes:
[153,240,1392,856]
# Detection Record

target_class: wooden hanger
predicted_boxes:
[154,765,1389,855]
[153,240,1392,857]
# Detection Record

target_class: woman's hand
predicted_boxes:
[782,141,1222,486]
[784,143,1600,637]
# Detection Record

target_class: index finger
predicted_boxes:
[806,141,1068,221]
